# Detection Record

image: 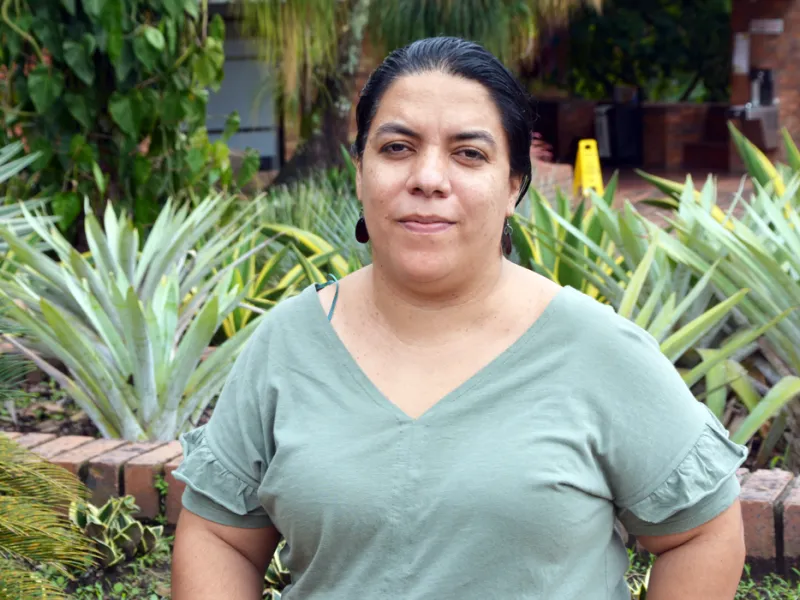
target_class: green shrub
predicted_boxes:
[0,0,258,231]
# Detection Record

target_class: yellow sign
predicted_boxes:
[573,139,604,198]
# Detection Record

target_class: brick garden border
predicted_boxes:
[2,431,186,525]
[4,431,800,578]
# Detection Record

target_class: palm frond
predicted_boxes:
[0,496,95,571]
[0,436,89,508]
[0,436,98,592]
[0,557,69,600]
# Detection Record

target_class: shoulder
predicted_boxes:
[547,287,700,414]
[245,284,323,352]
[554,286,663,363]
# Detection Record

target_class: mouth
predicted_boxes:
[398,215,455,234]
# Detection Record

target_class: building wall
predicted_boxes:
[730,0,800,162]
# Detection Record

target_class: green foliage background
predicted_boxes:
[564,0,731,102]
[0,0,258,232]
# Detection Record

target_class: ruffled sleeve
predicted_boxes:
[172,315,277,529]
[174,426,272,529]
[617,408,748,537]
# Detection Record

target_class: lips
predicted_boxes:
[398,215,455,234]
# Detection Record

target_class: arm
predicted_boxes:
[172,509,281,600]
[637,499,745,600]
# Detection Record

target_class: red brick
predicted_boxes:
[51,438,128,478]
[124,441,183,519]
[0,431,22,440]
[30,435,95,460]
[781,478,800,575]
[14,432,57,449]
[85,442,165,506]
[737,468,751,485]
[740,469,794,571]
[164,455,185,525]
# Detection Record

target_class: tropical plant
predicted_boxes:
[0,141,58,253]
[639,174,800,465]
[219,163,366,338]
[240,0,601,184]
[263,539,291,599]
[0,433,98,599]
[0,195,273,440]
[627,564,651,600]
[259,157,367,270]
[68,495,163,569]
[513,180,796,450]
[0,0,258,230]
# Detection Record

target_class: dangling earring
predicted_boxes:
[355,214,370,243]
[501,219,513,256]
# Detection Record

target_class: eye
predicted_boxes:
[457,148,487,162]
[381,142,410,155]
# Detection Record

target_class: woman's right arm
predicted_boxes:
[172,509,281,600]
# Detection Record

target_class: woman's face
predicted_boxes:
[357,71,521,287]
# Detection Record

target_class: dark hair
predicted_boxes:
[353,36,535,204]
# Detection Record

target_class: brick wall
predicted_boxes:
[641,104,709,171]
[730,0,800,164]
[6,430,800,577]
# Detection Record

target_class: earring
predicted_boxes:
[355,214,370,244]
[501,219,513,256]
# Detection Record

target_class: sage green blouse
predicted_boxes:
[174,283,748,600]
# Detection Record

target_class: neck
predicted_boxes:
[366,257,508,345]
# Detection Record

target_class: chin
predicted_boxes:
[390,250,457,285]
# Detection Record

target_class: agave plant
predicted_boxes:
[0,141,57,254]
[640,174,800,464]
[513,181,796,448]
[216,162,366,334]
[0,433,98,599]
[0,195,273,440]
[512,174,624,301]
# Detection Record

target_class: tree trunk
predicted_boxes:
[272,0,372,187]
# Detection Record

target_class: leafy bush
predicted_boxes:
[0,434,97,599]
[0,0,258,230]
[0,195,272,440]
[68,496,162,569]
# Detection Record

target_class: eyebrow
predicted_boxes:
[373,122,497,148]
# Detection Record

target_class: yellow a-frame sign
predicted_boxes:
[573,139,605,198]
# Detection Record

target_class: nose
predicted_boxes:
[407,147,452,198]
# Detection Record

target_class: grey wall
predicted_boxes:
[206,35,281,171]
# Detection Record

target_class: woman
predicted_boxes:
[171,37,747,599]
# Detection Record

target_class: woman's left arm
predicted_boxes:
[637,499,746,600]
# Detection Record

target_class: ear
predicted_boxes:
[506,173,523,217]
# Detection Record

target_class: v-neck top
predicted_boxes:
[174,283,748,600]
